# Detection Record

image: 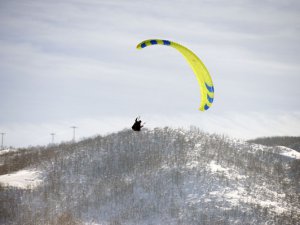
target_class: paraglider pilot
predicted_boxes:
[132,116,144,131]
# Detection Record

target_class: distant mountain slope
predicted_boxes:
[1,128,299,225]
[0,144,69,176]
[248,136,300,152]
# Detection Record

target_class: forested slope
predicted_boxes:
[1,128,299,225]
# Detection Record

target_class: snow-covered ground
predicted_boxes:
[1,129,299,224]
[278,146,300,159]
[0,148,18,156]
[208,160,247,180]
[202,160,291,215]
[0,169,42,189]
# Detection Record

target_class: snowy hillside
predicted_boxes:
[248,136,300,152]
[1,127,299,225]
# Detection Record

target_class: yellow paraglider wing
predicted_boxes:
[136,39,214,111]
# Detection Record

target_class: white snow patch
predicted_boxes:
[160,164,170,170]
[195,143,202,148]
[204,198,212,203]
[208,160,247,180]
[0,169,42,189]
[186,160,200,169]
[207,181,292,215]
[0,148,18,156]
[253,184,286,199]
[209,160,229,173]
[278,146,300,159]
[224,188,289,214]
[209,191,220,196]
[251,144,265,150]
[208,184,290,215]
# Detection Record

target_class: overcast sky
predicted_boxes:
[0,0,300,147]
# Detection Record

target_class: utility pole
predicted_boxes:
[50,133,55,144]
[0,133,5,150]
[70,126,77,142]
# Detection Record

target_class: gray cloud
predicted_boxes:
[0,0,299,146]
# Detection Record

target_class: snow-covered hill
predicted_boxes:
[1,128,299,225]
[248,136,300,152]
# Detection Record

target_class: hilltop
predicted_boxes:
[248,136,300,152]
[1,127,299,225]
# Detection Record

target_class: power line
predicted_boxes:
[50,133,55,144]
[70,126,77,142]
[0,133,5,150]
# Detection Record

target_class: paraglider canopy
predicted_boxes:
[136,39,214,111]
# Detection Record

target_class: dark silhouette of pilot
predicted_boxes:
[132,117,144,131]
